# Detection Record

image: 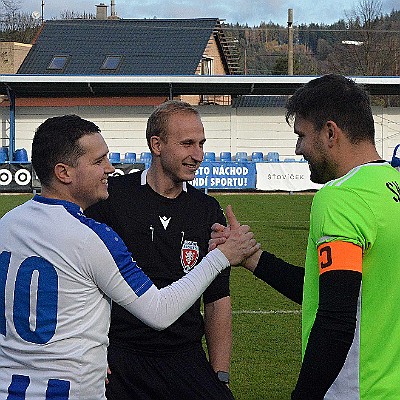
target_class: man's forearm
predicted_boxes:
[252,251,304,304]
[292,270,361,399]
[204,296,232,372]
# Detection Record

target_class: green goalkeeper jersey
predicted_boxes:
[302,161,400,399]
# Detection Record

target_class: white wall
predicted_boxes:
[1,104,399,161]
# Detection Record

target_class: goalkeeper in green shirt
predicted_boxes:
[212,74,400,399]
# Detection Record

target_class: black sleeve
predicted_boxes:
[253,251,304,304]
[291,270,361,400]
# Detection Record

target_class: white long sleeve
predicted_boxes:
[122,248,229,330]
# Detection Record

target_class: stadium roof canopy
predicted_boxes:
[0,74,399,98]
[0,74,398,161]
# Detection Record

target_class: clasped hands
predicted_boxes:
[210,205,262,270]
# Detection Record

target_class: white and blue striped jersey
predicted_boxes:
[0,195,229,399]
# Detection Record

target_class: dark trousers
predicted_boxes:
[105,344,235,400]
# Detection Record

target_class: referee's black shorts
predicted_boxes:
[105,343,235,400]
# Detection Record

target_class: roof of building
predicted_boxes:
[18,18,238,75]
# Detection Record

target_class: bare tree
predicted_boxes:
[58,10,95,20]
[342,0,385,75]
[0,0,41,43]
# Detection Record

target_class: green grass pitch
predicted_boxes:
[212,193,312,399]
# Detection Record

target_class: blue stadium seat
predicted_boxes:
[266,152,280,162]
[220,151,232,162]
[124,152,136,163]
[251,151,264,162]
[109,152,121,164]
[140,152,152,168]
[235,151,248,162]
[204,152,216,162]
[13,148,28,163]
[0,147,9,163]
[140,152,152,161]
[284,158,296,162]
[391,144,400,168]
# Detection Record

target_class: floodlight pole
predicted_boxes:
[287,9,294,75]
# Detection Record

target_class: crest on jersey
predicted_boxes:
[181,240,200,273]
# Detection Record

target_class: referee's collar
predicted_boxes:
[140,169,187,192]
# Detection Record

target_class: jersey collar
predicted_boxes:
[32,194,82,213]
[140,169,187,192]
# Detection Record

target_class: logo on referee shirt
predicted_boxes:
[181,240,199,273]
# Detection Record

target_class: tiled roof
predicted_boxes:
[18,18,221,75]
[232,95,289,107]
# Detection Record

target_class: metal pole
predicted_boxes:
[6,87,15,162]
[244,47,247,75]
[287,9,294,75]
[41,1,44,24]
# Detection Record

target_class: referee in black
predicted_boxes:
[87,100,234,399]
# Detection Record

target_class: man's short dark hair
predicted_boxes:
[145,100,200,149]
[32,115,101,187]
[285,74,375,144]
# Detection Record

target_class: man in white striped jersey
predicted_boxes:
[0,114,258,399]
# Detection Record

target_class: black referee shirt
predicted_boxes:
[86,171,230,353]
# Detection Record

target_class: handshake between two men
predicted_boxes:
[211,205,263,270]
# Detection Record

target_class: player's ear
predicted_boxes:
[150,135,162,156]
[54,163,73,184]
[324,120,340,148]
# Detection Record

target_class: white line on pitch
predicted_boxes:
[232,310,301,315]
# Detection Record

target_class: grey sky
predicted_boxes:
[20,0,398,26]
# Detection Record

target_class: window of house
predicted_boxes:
[201,57,213,75]
[101,55,122,70]
[47,56,69,71]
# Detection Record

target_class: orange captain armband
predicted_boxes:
[318,241,362,275]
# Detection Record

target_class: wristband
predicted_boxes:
[216,371,230,384]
